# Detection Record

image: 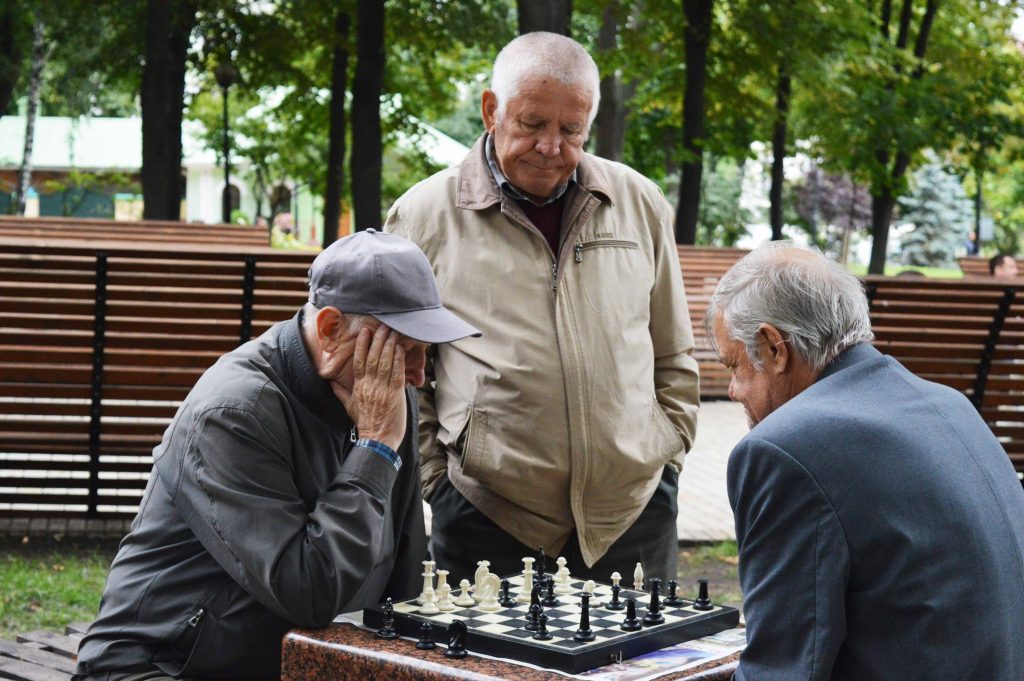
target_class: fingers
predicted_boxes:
[352,327,372,380]
[363,323,392,377]
[377,330,399,378]
[391,344,406,389]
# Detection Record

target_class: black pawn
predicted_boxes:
[533,612,553,640]
[444,620,468,659]
[664,579,684,607]
[643,578,665,625]
[498,578,516,607]
[621,598,642,631]
[416,621,436,650]
[606,583,624,610]
[376,597,398,639]
[573,593,596,642]
[541,576,559,607]
[535,547,547,585]
[693,578,713,611]
[525,584,541,623]
[525,603,542,631]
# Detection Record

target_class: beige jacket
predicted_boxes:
[384,136,699,566]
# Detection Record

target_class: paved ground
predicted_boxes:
[676,400,748,542]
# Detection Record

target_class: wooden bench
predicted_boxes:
[0,216,270,248]
[0,623,84,681]
[0,239,315,518]
[865,276,1024,477]
[677,246,750,399]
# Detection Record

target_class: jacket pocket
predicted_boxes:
[458,408,489,478]
[650,398,684,464]
[153,604,209,677]
[572,238,639,262]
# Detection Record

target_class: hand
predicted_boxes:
[345,324,407,451]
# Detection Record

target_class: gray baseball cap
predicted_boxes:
[308,229,481,343]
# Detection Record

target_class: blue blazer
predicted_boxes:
[729,343,1024,681]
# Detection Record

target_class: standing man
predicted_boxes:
[385,32,698,584]
[710,244,1024,680]
[74,230,480,681]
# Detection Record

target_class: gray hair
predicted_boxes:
[705,242,874,373]
[302,303,372,339]
[491,32,601,127]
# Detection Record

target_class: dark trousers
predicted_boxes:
[429,466,679,588]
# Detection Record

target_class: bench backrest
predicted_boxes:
[0,216,270,248]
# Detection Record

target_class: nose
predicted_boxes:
[534,130,561,157]
[404,346,427,387]
[727,377,737,403]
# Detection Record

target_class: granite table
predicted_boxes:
[281,622,739,681]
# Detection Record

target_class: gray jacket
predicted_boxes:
[730,343,1024,681]
[75,311,427,680]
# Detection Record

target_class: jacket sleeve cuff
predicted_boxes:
[354,438,402,471]
[342,443,401,495]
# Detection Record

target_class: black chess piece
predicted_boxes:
[535,547,547,585]
[541,575,559,607]
[498,578,516,607]
[525,603,542,631]
[444,620,469,659]
[573,593,596,642]
[525,584,541,623]
[416,621,436,650]
[376,597,399,639]
[533,612,553,640]
[693,578,713,611]
[606,583,624,610]
[643,578,665,625]
[664,579,684,607]
[621,598,642,631]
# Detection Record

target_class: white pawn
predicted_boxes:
[437,583,455,612]
[454,579,476,607]
[611,571,622,589]
[583,579,596,595]
[554,556,573,594]
[419,581,439,615]
[519,557,535,603]
[633,562,644,591]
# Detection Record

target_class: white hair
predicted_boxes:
[491,32,601,126]
[303,303,371,339]
[705,242,875,373]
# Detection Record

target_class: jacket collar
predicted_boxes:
[281,309,353,430]
[817,342,881,383]
[456,134,615,210]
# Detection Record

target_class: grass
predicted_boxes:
[677,540,743,611]
[845,263,963,278]
[0,537,118,638]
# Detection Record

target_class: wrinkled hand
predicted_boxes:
[344,324,407,451]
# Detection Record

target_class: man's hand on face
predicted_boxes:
[346,323,407,451]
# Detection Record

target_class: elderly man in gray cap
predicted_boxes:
[74,230,479,681]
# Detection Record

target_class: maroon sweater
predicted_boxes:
[516,196,565,257]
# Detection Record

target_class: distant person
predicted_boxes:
[74,230,480,681]
[965,229,980,256]
[271,212,318,251]
[990,253,1019,279]
[710,243,1024,681]
[384,31,698,584]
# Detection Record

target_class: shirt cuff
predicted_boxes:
[355,438,402,472]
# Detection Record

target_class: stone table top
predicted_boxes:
[281,622,738,681]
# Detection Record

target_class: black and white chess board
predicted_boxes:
[363,574,740,674]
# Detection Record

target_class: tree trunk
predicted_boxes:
[0,3,25,120]
[593,3,625,161]
[323,8,350,246]
[866,0,938,274]
[769,63,790,241]
[676,0,713,245]
[350,0,384,233]
[15,16,45,216]
[517,0,572,36]
[141,0,195,221]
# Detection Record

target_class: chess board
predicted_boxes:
[363,574,740,674]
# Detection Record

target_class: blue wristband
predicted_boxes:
[355,438,402,472]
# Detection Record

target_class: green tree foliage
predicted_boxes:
[896,163,973,267]
[696,157,753,246]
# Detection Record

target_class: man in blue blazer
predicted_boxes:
[709,244,1024,681]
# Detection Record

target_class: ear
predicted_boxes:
[757,324,790,374]
[481,90,499,132]
[315,307,345,351]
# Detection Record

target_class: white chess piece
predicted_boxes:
[417,563,435,605]
[633,562,644,591]
[473,560,491,592]
[611,571,622,589]
[476,573,502,612]
[519,557,535,603]
[437,583,455,612]
[583,579,596,595]
[420,586,440,615]
[554,556,573,594]
[454,579,475,607]
[436,569,449,596]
